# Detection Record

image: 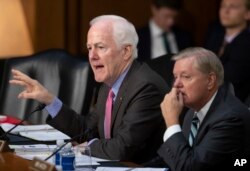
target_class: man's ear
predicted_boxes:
[207,72,217,90]
[123,45,133,61]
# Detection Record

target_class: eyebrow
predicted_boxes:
[173,71,190,75]
[86,42,105,47]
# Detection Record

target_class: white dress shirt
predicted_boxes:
[149,19,178,59]
[225,32,240,43]
[163,91,218,142]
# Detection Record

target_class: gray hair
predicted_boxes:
[172,47,224,86]
[90,15,139,58]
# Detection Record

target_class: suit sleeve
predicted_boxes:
[46,86,106,139]
[90,83,165,160]
[46,104,98,140]
[158,116,243,171]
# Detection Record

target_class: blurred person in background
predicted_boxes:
[137,0,193,61]
[205,0,250,102]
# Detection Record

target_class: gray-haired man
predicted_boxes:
[10,15,169,163]
[159,47,250,170]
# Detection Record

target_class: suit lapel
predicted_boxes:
[182,109,195,139]
[182,87,226,146]
[193,87,225,145]
[99,86,109,138]
[111,61,140,128]
[111,91,125,127]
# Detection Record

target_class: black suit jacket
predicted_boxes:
[158,86,250,171]
[47,60,169,163]
[205,24,250,102]
[137,24,193,61]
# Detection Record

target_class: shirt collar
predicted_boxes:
[111,65,131,100]
[196,91,218,124]
[224,32,240,43]
[149,19,164,37]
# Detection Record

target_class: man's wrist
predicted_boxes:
[44,91,55,105]
[165,119,179,127]
[45,97,63,118]
[163,124,181,142]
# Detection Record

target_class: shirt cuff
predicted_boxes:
[163,124,181,142]
[45,97,63,118]
[87,138,99,146]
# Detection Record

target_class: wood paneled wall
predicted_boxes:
[0,0,65,58]
[0,0,220,58]
[0,0,34,57]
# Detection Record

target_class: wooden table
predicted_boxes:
[0,152,30,171]
[0,152,140,171]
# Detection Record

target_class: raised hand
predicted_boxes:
[160,88,184,127]
[9,69,54,105]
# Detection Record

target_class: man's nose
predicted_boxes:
[89,49,98,60]
[173,78,182,88]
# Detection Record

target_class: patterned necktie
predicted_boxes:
[104,89,114,139]
[189,113,199,146]
[162,32,172,54]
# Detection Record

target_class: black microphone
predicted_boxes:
[45,128,92,161]
[0,103,46,140]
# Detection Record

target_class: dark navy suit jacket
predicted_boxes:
[137,24,193,61]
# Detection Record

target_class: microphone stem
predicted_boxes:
[45,140,69,161]
[44,129,90,161]
[0,104,45,139]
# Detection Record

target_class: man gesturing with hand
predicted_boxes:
[10,69,54,105]
[9,15,168,163]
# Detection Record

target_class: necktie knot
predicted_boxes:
[108,89,115,100]
[192,115,199,127]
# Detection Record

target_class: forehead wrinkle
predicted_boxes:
[87,22,116,46]
[174,57,198,74]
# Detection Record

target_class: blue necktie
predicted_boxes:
[189,113,199,146]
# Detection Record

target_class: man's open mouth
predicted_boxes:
[95,65,104,70]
